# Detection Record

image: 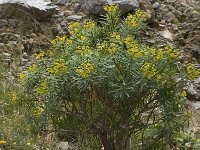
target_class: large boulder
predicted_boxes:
[80,0,139,15]
[0,0,58,21]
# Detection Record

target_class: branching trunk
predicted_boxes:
[100,133,131,150]
[100,132,114,150]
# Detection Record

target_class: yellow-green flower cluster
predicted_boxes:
[181,90,187,97]
[186,64,200,80]
[75,62,94,78]
[124,36,136,49]
[33,106,44,117]
[51,36,66,45]
[76,45,92,56]
[19,72,26,81]
[164,46,179,59]
[27,64,37,72]
[47,59,67,76]
[83,21,96,30]
[12,92,17,101]
[67,39,73,46]
[124,10,146,28]
[108,43,118,54]
[127,46,142,58]
[35,80,48,94]
[151,48,164,61]
[125,14,138,28]
[34,51,45,60]
[47,50,54,56]
[68,21,80,35]
[97,41,108,55]
[135,10,146,18]
[103,4,118,13]
[141,63,157,79]
[0,140,6,144]
[124,36,142,58]
[110,32,121,40]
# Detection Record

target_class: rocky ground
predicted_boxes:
[0,0,200,149]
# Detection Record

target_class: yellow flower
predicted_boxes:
[135,10,146,18]
[68,22,80,35]
[47,59,67,76]
[19,72,26,81]
[186,63,200,80]
[141,63,157,79]
[108,43,118,54]
[33,106,44,117]
[97,41,108,55]
[27,64,37,72]
[47,50,54,56]
[26,142,31,146]
[124,10,146,28]
[0,140,6,144]
[110,32,121,40]
[80,36,87,41]
[76,45,91,56]
[103,4,118,13]
[51,36,66,44]
[35,80,48,95]
[151,48,164,61]
[34,51,45,60]
[12,92,17,101]
[124,36,138,49]
[156,75,162,81]
[125,14,138,28]
[75,62,94,78]
[127,46,142,58]
[67,39,73,46]
[181,90,187,97]
[83,21,96,30]
[164,46,179,59]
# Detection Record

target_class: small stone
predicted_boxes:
[159,29,173,41]
[67,15,85,21]
[0,19,8,27]
[57,141,69,150]
[29,38,34,44]
[147,39,156,44]
[63,10,74,16]
[8,19,18,27]
[56,0,69,6]
[0,43,5,49]
[152,2,160,9]
[21,58,28,62]
[191,102,200,110]
[30,33,37,37]
[3,53,11,57]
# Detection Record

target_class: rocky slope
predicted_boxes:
[0,0,200,147]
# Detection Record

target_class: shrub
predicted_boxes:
[19,4,200,150]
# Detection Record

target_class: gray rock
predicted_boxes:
[3,52,11,57]
[80,0,139,15]
[56,0,69,6]
[190,101,200,110]
[63,10,74,17]
[187,79,200,101]
[0,0,58,21]
[67,15,85,21]
[57,142,69,150]
[0,43,5,49]
[159,29,173,41]
[152,2,160,9]
[139,0,156,24]
[0,19,8,27]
